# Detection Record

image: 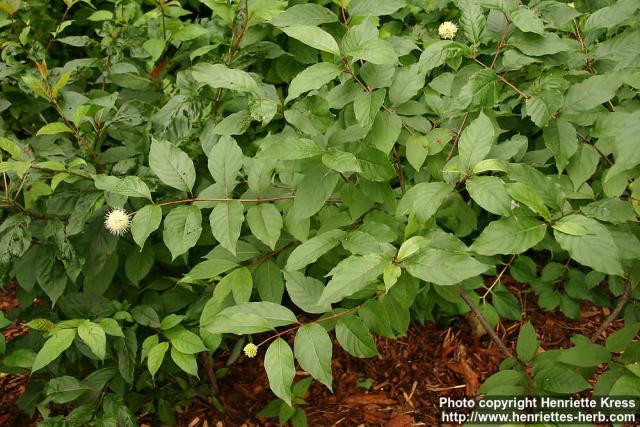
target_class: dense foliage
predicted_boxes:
[1,0,640,424]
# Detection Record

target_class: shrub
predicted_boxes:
[1,0,639,424]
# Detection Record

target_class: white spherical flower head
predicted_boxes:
[243,343,258,358]
[439,21,458,40]
[104,208,130,236]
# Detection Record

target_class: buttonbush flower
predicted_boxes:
[243,343,258,358]
[439,21,458,40]
[104,208,131,236]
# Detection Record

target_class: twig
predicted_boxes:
[482,254,517,300]
[471,57,530,99]
[572,18,594,74]
[392,147,406,192]
[490,17,511,69]
[199,352,220,396]
[456,284,515,359]
[446,112,469,162]
[159,0,167,40]
[341,57,370,93]
[591,280,632,343]
[46,4,71,52]
[151,195,343,210]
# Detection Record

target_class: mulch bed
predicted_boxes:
[0,280,621,426]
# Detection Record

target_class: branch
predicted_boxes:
[490,17,511,69]
[482,254,517,300]
[591,280,632,343]
[150,195,342,210]
[471,57,530,99]
[446,112,469,162]
[199,352,220,396]
[456,284,515,359]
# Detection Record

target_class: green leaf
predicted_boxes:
[160,314,184,331]
[458,111,496,172]
[294,324,333,390]
[207,137,243,196]
[403,249,488,286]
[543,119,578,174]
[348,0,405,17]
[405,134,429,171]
[149,139,196,193]
[353,89,385,129]
[212,302,297,329]
[131,205,162,249]
[389,64,424,106]
[418,41,469,72]
[143,38,165,61]
[247,203,282,250]
[286,63,341,103]
[281,25,340,55]
[45,376,90,404]
[322,151,362,174]
[341,19,398,65]
[557,343,611,367]
[506,183,550,220]
[516,321,538,363]
[164,325,206,354]
[567,144,599,191]
[36,122,73,136]
[265,338,296,407]
[286,229,346,271]
[466,176,512,216]
[270,4,338,27]
[319,254,387,305]
[397,182,453,221]
[552,216,589,236]
[212,110,252,136]
[524,90,563,128]
[170,347,198,376]
[87,10,113,21]
[606,323,640,352]
[383,264,402,292]
[359,299,394,338]
[254,260,284,304]
[182,258,239,282]
[335,315,379,358]
[77,320,106,360]
[509,7,544,35]
[284,271,330,314]
[563,74,622,114]
[581,199,637,224]
[210,200,244,255]
[94,175,152,201]
[509,31,578,57]
[470,216,547,255]
[293,165,339,219]
[457,0,485,44]
[453,69,500,112]
[147,342,169,378]
[32,328,76,373]
[584,0,640,32]
[205,313,274,335]
[258,135,325,160]
[163,205,203,260]
[357,147,396,181]
[554,215,623,276]
[191,63,259,94]
[365,110,402,154]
